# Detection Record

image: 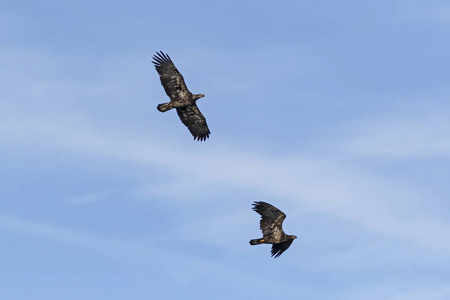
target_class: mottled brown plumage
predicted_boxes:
[152,51,210,141]
[249,201,297,258]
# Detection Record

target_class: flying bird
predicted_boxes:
[152,51,210,141]
[250,201,297,258]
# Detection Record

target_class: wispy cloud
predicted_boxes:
[65,190,116,205]
[339,109,450,159]
[0,214,146,262]
[0,213,302,297]
[4,101,450,258]
[3,3,450,299]
[345,280,450,300]
[392,285,450,300]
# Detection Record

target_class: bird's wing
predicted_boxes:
[176,104,211,141]
[252,201,287,237]
[152,51,190,100]
[271,240,294,258]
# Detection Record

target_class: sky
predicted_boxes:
[1,0,450,299]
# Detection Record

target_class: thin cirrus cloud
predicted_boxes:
[340,108,450,159]
[65,190,117,205]
[2,51,450,270]
[0,213,304,298]
[1,8,450,298]
[4,96,450,258]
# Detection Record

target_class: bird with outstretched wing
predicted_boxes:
[152,51,210,141]
[250,201,297,258]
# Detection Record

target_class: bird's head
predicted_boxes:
[290,235,298,240]
[193,94,205,100]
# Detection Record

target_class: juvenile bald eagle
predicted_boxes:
[152,51,210,141]
[250,201,297,258]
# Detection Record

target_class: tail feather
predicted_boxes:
[250,238,264,245]
[157,102,173,112]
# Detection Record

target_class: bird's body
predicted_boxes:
[152,51,210,141]
[250,201,297,258]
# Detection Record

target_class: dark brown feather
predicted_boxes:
[176,105,210,141]
[153,51,211,141]
[152,51,191,100]
[252,201,287,237]
[271,240,294,258]
[250,201,296,258]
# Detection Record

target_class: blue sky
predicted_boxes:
[1,0,450,299]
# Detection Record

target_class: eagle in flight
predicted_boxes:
[250,201,297,258]
[152,51,211,141]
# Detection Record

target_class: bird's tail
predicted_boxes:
[249,238,265,245]
[157,102,173,112]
